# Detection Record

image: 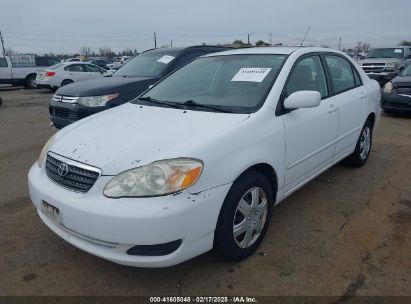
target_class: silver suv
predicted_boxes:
[358,47,411,85]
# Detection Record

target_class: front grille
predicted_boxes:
[52,94,79,103]
[50,108,79,120]
[396,87,411,95]
[45,154,100,193]
[361,63,385,73]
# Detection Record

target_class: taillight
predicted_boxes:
[45,71,56,77]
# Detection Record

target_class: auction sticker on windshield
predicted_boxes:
[157,55,175,64]
[395,49,403,53]
[231,68,272,82]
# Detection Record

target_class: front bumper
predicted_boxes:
[381,93,411,113]
[28,163,231,267]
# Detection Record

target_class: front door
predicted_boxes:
[281,55,339,195]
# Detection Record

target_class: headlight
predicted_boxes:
[78,93,119,107]
[383,81,393,94]
[385,63,397,71]
[37,134,56,168]
[104,158,203,198]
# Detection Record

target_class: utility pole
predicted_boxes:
[247,33,251,46]
[0,31,6,56]
[269,32,272,45]
[154,32,157,49]
[338,37,342,51]
[170,40,173,47]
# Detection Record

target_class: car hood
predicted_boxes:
[55,75,161,96]
[50,103,250,175]
[392,75,411,85]
[358,58,401,65]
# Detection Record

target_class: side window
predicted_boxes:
[65,64,84,72]
[352,66,362,86]
[173,51,206,70]
[324,55,356,94]
[84,64,101,73]
[285,56,328,99]
[0,57,8,67]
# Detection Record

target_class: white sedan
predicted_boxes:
[28,47,381,267]
[36,62,107,91]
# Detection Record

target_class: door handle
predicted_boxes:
[328,104,338,113]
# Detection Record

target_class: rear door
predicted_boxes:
[64,64,88,81]
[281,54,339,195]
[322,54,367,161]
[84,64,104,79]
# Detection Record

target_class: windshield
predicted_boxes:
[400,65,411,76]
[366,48,404,59]
[136,54,287,113]
[113,52,177,77]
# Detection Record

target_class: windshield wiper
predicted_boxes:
[138,96,184,109]
[182,100,233,113]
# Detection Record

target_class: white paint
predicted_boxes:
[28,46,381,267]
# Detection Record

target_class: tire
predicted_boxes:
[61,79,73,87]
[25,74,37,89]
[346,120,373,167]
[214,171,274,261]
[0,96,3,106]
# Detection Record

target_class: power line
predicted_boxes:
[0,31,6,56]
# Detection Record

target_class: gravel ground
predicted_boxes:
[0,87,410,298]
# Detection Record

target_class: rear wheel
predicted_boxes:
[25,74,37,89]
[61,79,73,87]
[214,171,274,261]
[346,120,373,167]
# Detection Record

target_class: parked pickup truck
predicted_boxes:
[0,54,60,88]
[358,46,411,85]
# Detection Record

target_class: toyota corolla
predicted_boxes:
[28,47,381,267]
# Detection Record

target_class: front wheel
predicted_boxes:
[346,120,373,167]
[214,171,274,261]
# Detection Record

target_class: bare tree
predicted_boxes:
[98,46,113,57]
[79,46,92,57]
[399,40,411,46]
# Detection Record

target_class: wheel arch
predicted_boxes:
[61,79,73,86]
[235,163,278,204]
[366,112,376,129]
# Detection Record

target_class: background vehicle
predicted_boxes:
[0,54,60,88]
[28,47,381,267]
[88,59,111,69]
[63,58,81,62]
[358,46,411,85]
[381,64,411,113]
[49,45,231,129]
[36,62,107,91]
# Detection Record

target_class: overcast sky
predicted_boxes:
[1,0,410,55]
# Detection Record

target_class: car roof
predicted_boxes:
[204,46,334,57]
[142,45,232,55]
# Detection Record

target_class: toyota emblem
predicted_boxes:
[58,163,69,177]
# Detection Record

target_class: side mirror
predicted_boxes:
[284,91,321,110]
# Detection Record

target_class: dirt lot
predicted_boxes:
[0,86,410,298]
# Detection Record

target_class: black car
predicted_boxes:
[50,46,231,129]
[381,64,411,113]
